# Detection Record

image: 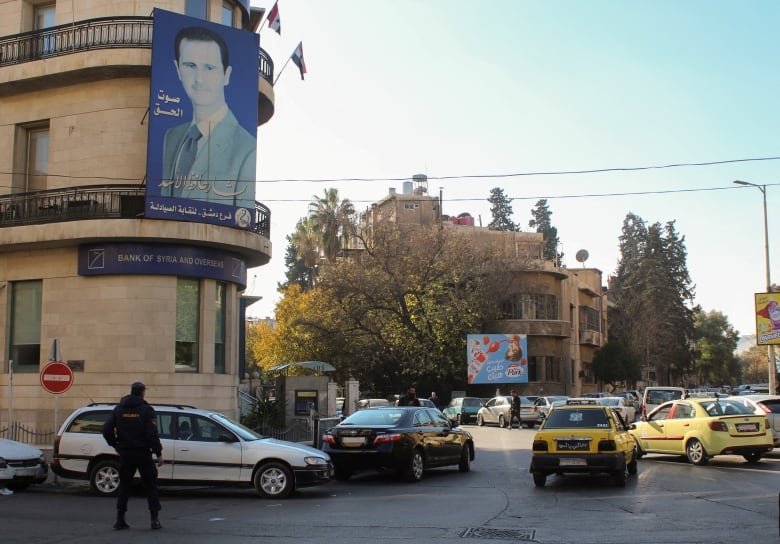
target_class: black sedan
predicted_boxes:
[321,407,475,482]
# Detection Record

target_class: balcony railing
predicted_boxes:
[0,185,270,238]
[0,16,274,84]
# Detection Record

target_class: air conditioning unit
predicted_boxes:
[579,330,600,345]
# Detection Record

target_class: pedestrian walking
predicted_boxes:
[398,386,421,407]
[102,382,164,530]
[509,390,522,430]
[428,392,440,409]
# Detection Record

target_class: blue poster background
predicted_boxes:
[467,334,529,385]
[145,9,259,230]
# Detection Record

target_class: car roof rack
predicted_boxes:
[565,398,599,405]
[87,402,197,409]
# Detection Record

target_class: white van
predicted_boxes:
[641,387,687,418]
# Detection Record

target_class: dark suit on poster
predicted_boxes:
[161,108,256,209]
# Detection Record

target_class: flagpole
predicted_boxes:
[273,55,293,85]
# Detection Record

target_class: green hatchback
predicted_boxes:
[443,397,484,426]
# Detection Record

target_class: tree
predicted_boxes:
[739,344,768,384]
[692,310,739,386]
[591,341,641,388]
[609,214,696,386]
[528,199,563,265]
[283,217,320,290]
[487,187,517,231]
[308,188,355,263]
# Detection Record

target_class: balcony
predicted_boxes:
[0,185,270,239]
[579,329,601,346]
[0,16,275,124]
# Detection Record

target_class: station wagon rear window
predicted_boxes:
[66,410,111,433]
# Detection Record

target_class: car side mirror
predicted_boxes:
[628,423,636,430]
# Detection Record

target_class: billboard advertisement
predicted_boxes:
[467,334,528,385]
[755,292,780,345]
[145,9,259,230]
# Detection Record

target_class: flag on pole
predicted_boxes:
[267,1,281,34]
[291,41,307,80]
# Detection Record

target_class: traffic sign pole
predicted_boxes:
[40,361,74,434]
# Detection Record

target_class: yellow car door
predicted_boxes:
[661,401,696,454]
[635,403,675,453]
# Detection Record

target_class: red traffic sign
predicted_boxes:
[40,361,74,394]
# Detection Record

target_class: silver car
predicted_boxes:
[477,395,536,428]
[727,395,780,447]
[533,396,570,424]
[0,438,48,492]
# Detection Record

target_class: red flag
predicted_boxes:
[267,1,281,34]
[291,41,307,80]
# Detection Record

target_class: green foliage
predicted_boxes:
[241,397,286,430]
[528,199,563,266]
[592,341,641,386]
[609,214,696,385]
[692,310,739,385]
[487,187,518,231]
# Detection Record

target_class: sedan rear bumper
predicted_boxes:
[530,453,625,474]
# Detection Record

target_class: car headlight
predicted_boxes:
[304,456,328,466]
[39,454,46,465]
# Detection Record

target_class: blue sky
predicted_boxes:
[247,0,780,336]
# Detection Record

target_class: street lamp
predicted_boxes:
[734,180,776,393]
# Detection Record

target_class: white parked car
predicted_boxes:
[597,397,637,423]
[51,403,333,498]
[0,438,48,491]
[727,395,780,447]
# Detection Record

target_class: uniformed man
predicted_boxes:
[102,382,164,530]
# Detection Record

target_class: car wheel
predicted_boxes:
[334,464,352,481]
[89,459,120,496]
[633,438,645,459]
[458,445,471,472]
[403,449,425,482]
[743,452,762,463]
[524,422,534,429]
[532,471,546,487]
[612,464,627,487]
[498,414,505,428]
[685,438,708,466]
[253,462,293,499]
[477,414,485,427]
[627,448,638,475]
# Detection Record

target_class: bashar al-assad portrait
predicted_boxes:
[146,9,259,228]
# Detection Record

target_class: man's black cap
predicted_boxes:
[131,382,146,395]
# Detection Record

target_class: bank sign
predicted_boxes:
[78,243,247,288]
[467,334,528,385]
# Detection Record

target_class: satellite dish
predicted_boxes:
[575,249,589,264]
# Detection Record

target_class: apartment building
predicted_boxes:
[0,0,274,428]
[358,175,607,396]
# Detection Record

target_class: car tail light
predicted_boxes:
[598,440,616,452]
[373,433,402,445]
[766,417,770,430]
[709,421,728,432]
[532,440,548,452]
[321,434,335,445]
[758,403,772,414]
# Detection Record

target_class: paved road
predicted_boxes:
[2,425,778,543]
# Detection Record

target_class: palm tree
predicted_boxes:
[308,188,355,262]
[289,217,321,288]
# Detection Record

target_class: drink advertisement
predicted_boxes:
[755,292,780,345]
[467,334,528,384]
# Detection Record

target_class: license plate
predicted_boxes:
[13,468,37,476]
[559,458,587,467]
[736,423,758,432]
[340,437,366,447]
[556,440,590,451]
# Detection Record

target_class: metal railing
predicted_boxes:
[0,184,271,238]
[0,16,274,84]
[0,422,54,446]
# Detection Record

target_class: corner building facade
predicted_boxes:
[0,0,274,428]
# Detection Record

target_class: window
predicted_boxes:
[527,357,538,382]
[185,0,208,20]
[500,294,558,320]
[404,203,419,210]
[66,410,111,434]
[9,280,42,373]
[579,306,600,332]
[214,281,226,374]
[34,4,56,29]
[543,356,560,382]
[221,2,235,26]
[176,278,200,372]
[18,125,49,192]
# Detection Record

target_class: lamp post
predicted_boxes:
[734,180,776,393]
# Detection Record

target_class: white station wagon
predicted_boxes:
[51,403,333,498]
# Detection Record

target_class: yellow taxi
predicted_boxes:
[629,397,773,465]
[529,399,638,487]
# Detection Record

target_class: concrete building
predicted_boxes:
[357,175,608,397]
[0,0,274,431]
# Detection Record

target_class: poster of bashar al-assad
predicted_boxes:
[145,8,259,230]
[467,334,529,384]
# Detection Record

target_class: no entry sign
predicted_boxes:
[40,361,74,394]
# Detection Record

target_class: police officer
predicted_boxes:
[102,382,164,530]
